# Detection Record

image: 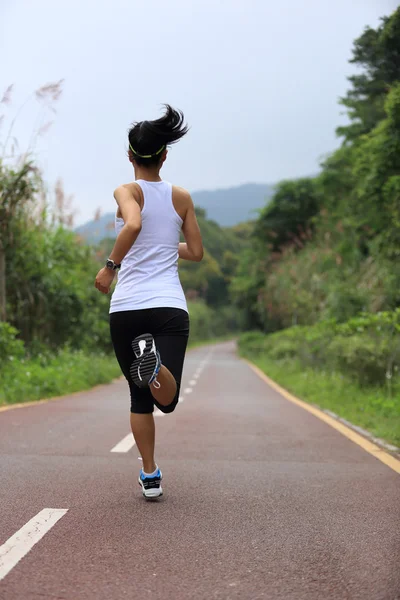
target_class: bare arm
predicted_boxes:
[179,195,204,262]
[94,184,142,294]
[108,185,142,264]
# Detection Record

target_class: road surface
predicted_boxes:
[0,342,399,599]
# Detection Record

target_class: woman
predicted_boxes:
[95,105,203,499]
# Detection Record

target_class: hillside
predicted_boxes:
[75,182,274,243]
[191,183,274,226]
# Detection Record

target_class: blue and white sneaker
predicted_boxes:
[138,467,163,499]
[130,333,161,388]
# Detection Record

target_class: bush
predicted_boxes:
[237,331,267,356]
[0,322,25,366]
[188,300,240,343]
[187,300,214,342]
[326,335,391,385]
[0,348,121,406]
[238,311,400,389]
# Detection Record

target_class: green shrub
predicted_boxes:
[238,331,268,356]
[0,322,25,366]
[187,300,214,342]
[188,300,240,343]
[326,334,399,386]
[0,348,121,406]
[267,338,301,361]
[238,310,400,390]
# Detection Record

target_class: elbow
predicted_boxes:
[194,248,204,262]
[125,221,142,235]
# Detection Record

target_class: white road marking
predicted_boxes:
[0,508,68,582]
[112,354,212,449]
[111,408,166,453]
[110,433,135,453]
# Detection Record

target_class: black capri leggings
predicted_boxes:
[109,307,190,414]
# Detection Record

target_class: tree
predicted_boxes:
[352,83,400,260]
[253,178,321,254]
[0,161,38,320]
[337,8,400,143]
[0,80,64,322]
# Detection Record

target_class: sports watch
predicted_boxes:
[105,259,121,271]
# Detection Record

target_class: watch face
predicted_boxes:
[106,260,114,269]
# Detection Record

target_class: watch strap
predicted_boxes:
[106,259,121,271]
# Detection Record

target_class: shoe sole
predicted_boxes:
[138,477,163,499]
[130,333,157,388]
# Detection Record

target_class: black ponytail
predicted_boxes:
[128,104,189,167]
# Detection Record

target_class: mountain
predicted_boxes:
[75,212,116,244]
[75,182,275,243]
[191,183,274,226]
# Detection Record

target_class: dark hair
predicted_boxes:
[128,104,189,167]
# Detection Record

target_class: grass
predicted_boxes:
[247,356,400,448]
[0,349,121,407]
[0,336,234,408]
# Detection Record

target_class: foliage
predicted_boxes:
[0,161,39,246]
[0,321,24,364]
[254,178,321,254]
[0,348,122,406]
[238,309,400,389]
[6,223,111,351]
[231,8,400,333]
[187,299,241,342]
[337,7,400,143]
[0,167,113,353]
[351,83,400,258]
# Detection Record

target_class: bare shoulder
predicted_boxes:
[172,185,193,220]
[172,185,192,202]
[114,183,144,218]
[114,183,142,200]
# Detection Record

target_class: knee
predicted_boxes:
[157,396,179,414]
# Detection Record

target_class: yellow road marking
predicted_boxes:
[245,359,400,475]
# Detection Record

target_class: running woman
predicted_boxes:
[95,105,203,499]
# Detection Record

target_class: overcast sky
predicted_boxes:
[1,0,397,225]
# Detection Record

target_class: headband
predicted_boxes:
[129,143,166,159]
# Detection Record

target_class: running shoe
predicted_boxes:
[130,333,161,388]
[138,467,163,499]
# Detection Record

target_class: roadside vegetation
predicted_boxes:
[234,9,400,446]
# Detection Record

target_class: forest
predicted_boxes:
[0,8,399,443]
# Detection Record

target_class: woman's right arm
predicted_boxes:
[179,193,204,262]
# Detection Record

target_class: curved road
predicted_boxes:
[0,342,399,599]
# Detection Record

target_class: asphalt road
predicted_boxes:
[0,342,399,600]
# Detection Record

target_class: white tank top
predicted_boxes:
[109,179,188,314]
